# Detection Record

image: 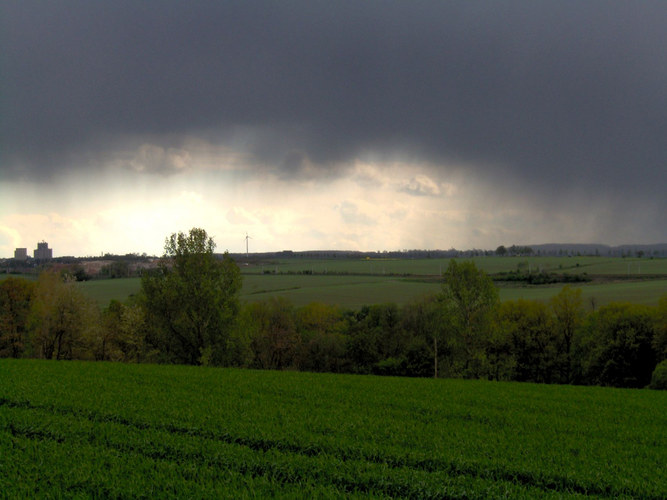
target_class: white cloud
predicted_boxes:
[3,148,650,258]
[337,201,377,226]
[126,144,192,175]
[401,174,442,196]
[0,225,23,257]
[351,162,389,188]
[0,164,487,257]
[0,213,100,257]
[226,207,257,226]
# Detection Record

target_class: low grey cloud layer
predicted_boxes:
[2,1,665,245]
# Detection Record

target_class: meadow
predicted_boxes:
[1,359,665,498]
[75,256,667,309]
[248,255,667,276]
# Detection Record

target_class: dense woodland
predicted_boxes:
[1,229,666,390]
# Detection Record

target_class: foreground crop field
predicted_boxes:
[1,360,666,498]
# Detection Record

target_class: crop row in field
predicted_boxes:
[1,359,666,498]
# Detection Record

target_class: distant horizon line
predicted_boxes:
[6,242,667,260]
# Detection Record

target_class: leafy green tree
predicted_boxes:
[96,299,124,361]
[29,272,99,360]
[345,303,411,375]
[141,228,242,365]
[401,294,447,378]
[296,302,345,338]
[653,295,667,363]
[580,303,656,388]
[485,312,515,382]
[220,302,262,368]
[550,285,584,382]
[96,299,149,362]
[99,260,131,279]
[247,297,300,370]
[297,332,348,373]
[649,359,667,390]
[499,300,559,383]
[441,260,499,378]
[0,277,35,357]
[345,306,383,374]
[402,338,434,378]
[119,298,152,362]
[295,302,348,373]
[371,303,409,360]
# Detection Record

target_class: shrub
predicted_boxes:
[649,360,667,390]
[373,356,406,376]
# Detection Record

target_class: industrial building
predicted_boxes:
[33,241,53,260]
[14,248,28,261]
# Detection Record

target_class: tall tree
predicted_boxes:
[581,303,656,388]
[441,260,499,378]
[97,299,148,362]
[550,285,584,382]
[295,302,347,373]
[141,228,242,365]
[401,294,446,378]
[0,277,35,358]
[248,297,300,370]
[29,272,99,360]
[653,295,667,363]
[499,300,559,383]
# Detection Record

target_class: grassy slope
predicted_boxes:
[1,359,666,498]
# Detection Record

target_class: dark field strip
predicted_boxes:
[0,398,652,499]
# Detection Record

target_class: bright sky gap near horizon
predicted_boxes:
[1,1,665,258]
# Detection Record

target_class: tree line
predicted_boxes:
[1,228,666,389]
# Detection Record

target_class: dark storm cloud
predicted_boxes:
[2,1,666,217]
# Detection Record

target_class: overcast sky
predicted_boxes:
[1,1,665,257]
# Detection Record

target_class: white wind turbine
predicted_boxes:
[245,232,252,259]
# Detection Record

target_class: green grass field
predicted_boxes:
[6,256,665,308]
[77,277,143,306]
[1,359,665,498]
[499,279,667,308]
[243,274,667,309]
[77,272,667,309]
[244,255,667,276]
